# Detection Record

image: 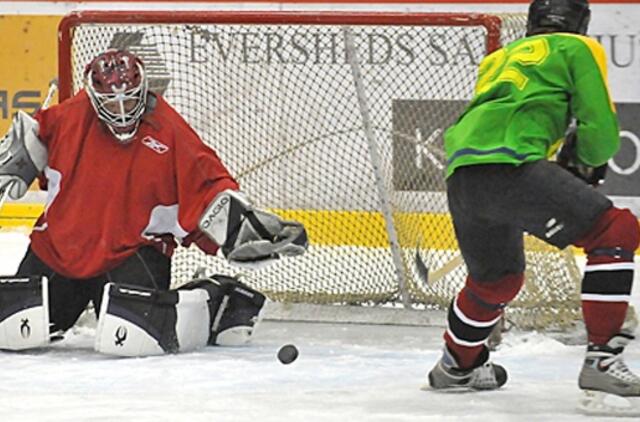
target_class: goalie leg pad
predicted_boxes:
[94,283,210,356]
[0,275,50,350]
[180,275,267,346]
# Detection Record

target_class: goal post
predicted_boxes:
[58,10,582,330]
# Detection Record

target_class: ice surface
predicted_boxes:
[0,231,639,421]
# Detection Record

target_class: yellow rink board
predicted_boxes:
[1,203,460,248]
[0,203,604,255]
[0,203,45,229]
[8,202,639,255]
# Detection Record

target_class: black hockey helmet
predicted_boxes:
[526,0,591,36]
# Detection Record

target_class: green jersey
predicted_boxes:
[444,33,619,178]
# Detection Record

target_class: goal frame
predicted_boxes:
[54,10,582,330]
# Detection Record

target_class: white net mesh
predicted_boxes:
[60,12,581,329]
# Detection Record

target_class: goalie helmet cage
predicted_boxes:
[58,10,582,330]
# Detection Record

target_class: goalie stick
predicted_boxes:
[0,79,58,212]
[414,239,464,286]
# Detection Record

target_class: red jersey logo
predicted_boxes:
[142,136,169,154]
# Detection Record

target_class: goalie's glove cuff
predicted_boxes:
[199,189,308,267]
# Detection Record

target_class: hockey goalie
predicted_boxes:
[0,49,307,356]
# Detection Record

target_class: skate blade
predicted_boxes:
[420,383,477,394]
[577,390,640,417]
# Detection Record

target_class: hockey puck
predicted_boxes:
[277,344,299,364]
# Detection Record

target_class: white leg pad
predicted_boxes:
[0,276,50,350]
[94,285,165,357]
[94,284,211,357]
[94,312,165,357]
[175,289,211,352]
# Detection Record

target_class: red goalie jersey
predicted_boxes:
[30,90,239,279]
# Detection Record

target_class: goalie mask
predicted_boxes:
[527,0,591,36]
[85,50,148,143]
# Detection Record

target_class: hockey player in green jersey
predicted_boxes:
[428,0,640,415]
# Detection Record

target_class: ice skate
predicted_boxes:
[426,346,507,391]
[577,333,640,416]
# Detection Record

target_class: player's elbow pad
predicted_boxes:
[0,111,47,199]
[198,189,308,266]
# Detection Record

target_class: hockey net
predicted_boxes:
[59,11,581,329]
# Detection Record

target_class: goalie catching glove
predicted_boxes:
[556,121,607,186]
[199,189,308,266]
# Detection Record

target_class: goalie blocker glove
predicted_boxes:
[0,111,48,199]
[199,189,308,266]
